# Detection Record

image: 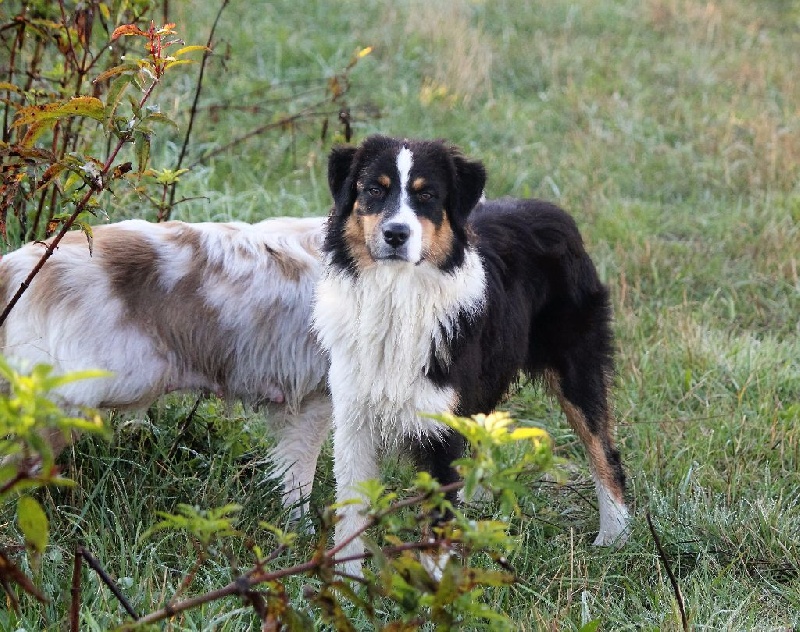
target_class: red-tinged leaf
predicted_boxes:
[75,8,91,46]
[110,162,133,180]
[93,61,140,84]
[36,162,67,190]
[174,45,209,57]
[157,23,177,35]
[111,24,147,39]
[17,496,48,556]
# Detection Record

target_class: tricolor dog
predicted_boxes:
[314,135,630,575]
[0,216,331,517]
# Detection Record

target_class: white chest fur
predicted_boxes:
[314,249,486,445]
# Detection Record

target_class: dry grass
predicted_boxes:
[402,0,494,102]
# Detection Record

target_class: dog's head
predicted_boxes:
[325,135,486,273]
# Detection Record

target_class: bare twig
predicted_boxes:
[165,394,204,460]
[646,511,689,631]
[79,546,140,620]
[69,545,83,632]
[186,109,334,170]
[163,0,230,220]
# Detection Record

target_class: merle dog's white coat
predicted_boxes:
[0,216,331,514]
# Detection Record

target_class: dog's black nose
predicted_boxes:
[383,222,410,247]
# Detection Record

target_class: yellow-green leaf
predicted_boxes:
[13,97,105,129]
[508,427,549,441]
[17,496,49,555]
[164,59,195,71]
[174,45,209,57]
[21,119,57,148]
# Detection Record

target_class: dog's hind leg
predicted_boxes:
[545,367,630,546]
[268,391,331,524]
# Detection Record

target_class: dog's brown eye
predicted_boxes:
[418,191,433,202]
[368,187,383,198]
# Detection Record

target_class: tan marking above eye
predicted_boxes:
[378,174,391,187]
[411,177,427,191]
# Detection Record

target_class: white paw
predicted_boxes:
[593,502,631,548]
[337,557,364,579]
[420,549,451,581]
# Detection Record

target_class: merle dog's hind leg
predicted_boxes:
[268,391,331,526]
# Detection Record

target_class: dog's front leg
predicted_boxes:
[331,414,378,578]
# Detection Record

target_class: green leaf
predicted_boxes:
[104,74,134,124]
[93,61,141,84]
[579,620,602,632]
[37,368,111,391]
[17,496,49,555]
[134,131,151,175]
[143,111,179,129]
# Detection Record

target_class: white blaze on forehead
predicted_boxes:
[397,145,413,189]
[393,145,422,262]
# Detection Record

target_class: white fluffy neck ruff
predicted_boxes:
[315,249,486,442]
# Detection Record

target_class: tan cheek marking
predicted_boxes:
[344,213,373,269]
[420,211,454,267]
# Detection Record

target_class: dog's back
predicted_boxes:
[1,215,332,516]
[0,216,328,410]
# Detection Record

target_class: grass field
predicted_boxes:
[2,0,799,629]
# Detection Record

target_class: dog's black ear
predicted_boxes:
[450,151,487,223]
[328,145,358,212]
